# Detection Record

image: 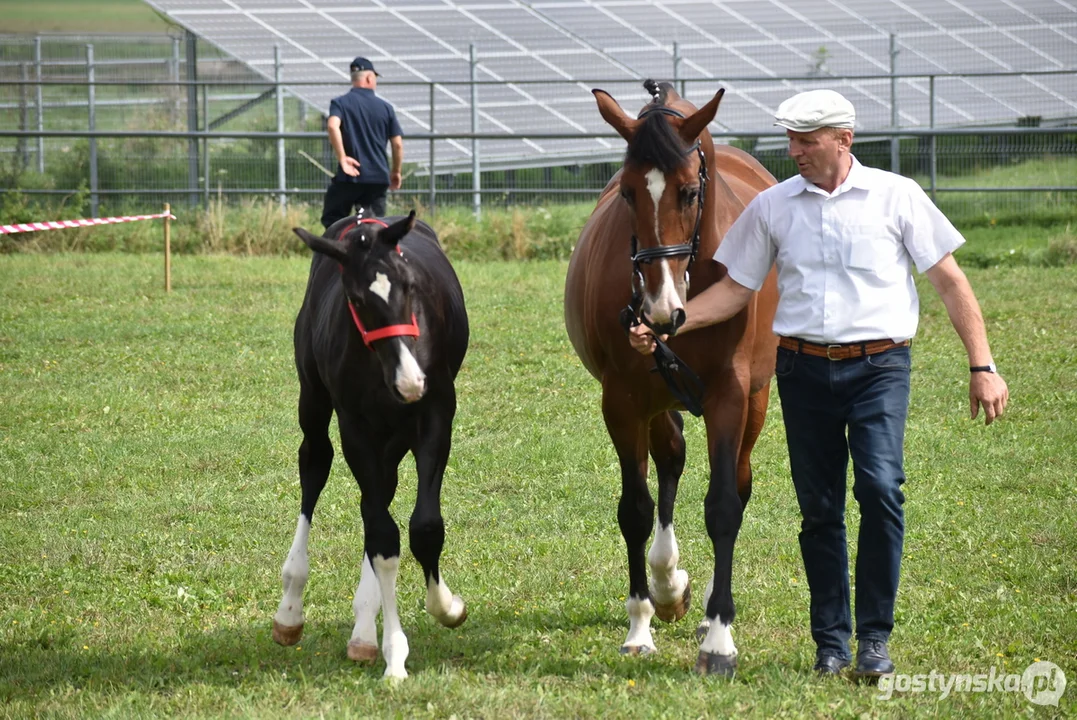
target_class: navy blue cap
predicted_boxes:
[349,56,380,76]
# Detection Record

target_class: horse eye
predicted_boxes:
[620,188,634,205]
[683,188,699,206]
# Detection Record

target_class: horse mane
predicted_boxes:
[625,83,691,175]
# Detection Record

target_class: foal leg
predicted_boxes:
[411,389,467,629]
[339,417,409,679]
[273,381,334,646]
[696,375,749,677]
[648,410,691,623]
[349,437,407,664]
[602,382,656,655]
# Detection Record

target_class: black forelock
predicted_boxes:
[625,110,690,175]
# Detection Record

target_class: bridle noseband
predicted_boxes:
[338,217,421,350]
[618,103,709,417]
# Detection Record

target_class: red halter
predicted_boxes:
[338,217,421,349]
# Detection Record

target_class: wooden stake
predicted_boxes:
[163,202,172,293]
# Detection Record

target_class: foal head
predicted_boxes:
[295,212,427,403]
[593,82,724,336]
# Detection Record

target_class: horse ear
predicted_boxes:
[294,227,350,265]
[381,210,416,246]
[678,88,725,144]
[592,89,639,142]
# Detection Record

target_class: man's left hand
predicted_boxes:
[970,372,1009,425]
[390,171,402,191]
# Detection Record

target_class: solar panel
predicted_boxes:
[144,0,1077,171]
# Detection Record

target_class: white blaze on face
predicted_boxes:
[644,168,665,237]
[394,341,426,403]
[370,272,392,303]
[641,168,684,326]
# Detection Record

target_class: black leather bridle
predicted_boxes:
[617,103,709,416]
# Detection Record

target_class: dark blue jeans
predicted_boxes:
[775,344,911,661]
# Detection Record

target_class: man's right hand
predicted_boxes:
[628,324,666,355]
[340,156,361,177]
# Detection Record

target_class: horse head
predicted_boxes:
[593,80,724,336]
[294,211,427,403]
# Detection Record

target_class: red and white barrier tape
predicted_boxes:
[0,211,176,235]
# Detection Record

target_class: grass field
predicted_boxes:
[0,254,1074,718]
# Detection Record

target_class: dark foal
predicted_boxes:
[272,211,469,680]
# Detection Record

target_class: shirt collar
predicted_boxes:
[786,155,867,197]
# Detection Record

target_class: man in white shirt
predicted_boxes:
[630,89,1009,680]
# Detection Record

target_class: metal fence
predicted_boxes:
[1,34,1074,223]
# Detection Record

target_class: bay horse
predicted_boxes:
[564,81,779,676]
[272,211,469,680]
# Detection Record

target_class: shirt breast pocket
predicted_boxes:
[844,226,893,272]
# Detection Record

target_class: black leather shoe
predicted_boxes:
[853,640,895,681]
[813,653,850,676]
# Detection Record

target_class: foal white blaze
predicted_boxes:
[273,515,310,636]
[641,168,685,326]
[648,521,689,608]
[394,341,426,403]
[369,272,392,303]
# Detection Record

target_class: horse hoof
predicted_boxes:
[440,602,468,629]
[272,620,303,646]
[694,650,737,678]
[620,644,657,657]
[694,621,710,643]
[347,640,379,663]
[654,579,691,623]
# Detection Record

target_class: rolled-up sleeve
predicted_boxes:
[713,194,776,291]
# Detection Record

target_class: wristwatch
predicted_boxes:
[970,362,997,373]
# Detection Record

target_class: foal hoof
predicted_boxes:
[694,650,737,678]
[441,603,468,629]
[272,620,304,646]
[654,579,692,623]
[620,644,657,657]
[346,639,379,664]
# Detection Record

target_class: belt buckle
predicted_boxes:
[826,344,842,361]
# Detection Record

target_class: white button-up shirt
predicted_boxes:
[714,156,965,344]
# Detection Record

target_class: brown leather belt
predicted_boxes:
[779,336,910,361]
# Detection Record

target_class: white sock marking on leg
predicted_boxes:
[372,554,410,679]
[624,596,656,651]
[425,576,465,625]
[648,521,689,604]
[700,620,737,657]
[350,553,381,648]
[274,515,310,628]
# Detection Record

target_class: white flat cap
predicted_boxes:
[773,89,856,132]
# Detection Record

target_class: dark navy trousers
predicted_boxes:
[775,344,911,661]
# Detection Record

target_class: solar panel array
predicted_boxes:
[145,0,1077,171]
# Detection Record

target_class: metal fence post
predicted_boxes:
[889,33,900,174]
[34,36,44,173]
[429,81,436,214]
[202,82,210,209]
[186,30,199,208]
[275,45,286,212]
[170,36,180,124]
[18,64,29,171]
[470,43,481,221]
[87,44,99,217]
[673,41,685,98]
[929,75,937,203]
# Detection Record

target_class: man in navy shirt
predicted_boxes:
[321,56,404,228]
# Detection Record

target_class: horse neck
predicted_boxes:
[698,137,739,259]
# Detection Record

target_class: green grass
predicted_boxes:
[0,0,171,33]
[0,255,1074,717]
